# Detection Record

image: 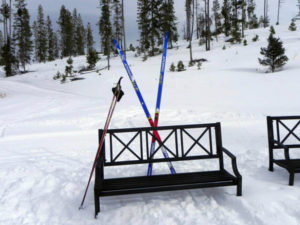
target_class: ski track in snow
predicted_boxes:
[1,25,300,225]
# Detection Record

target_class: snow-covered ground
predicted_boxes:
[1,24,300,225]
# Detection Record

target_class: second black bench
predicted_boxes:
[267,116,300,185]
[94,123,242,217]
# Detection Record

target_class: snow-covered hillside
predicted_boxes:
[1,24,300,225]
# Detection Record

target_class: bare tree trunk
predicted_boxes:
[121,0,126,58]
[264,0,268,28]
[195,0,199,39]
[189,0,194,62]
[242,0,245,37]
[276,0,280,25]
[186,0,191,41]
[9,0,11,38]
[204,0,210,51]
[2,0,7,42]
[207,0,210,51]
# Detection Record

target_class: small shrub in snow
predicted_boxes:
[177,61,186,72]
[252,35,259,42]
[61,74,67,83]
[129,44,135,51]
[65,57,74,77]
[169,63,175,72]
[142,55,148,61]
[53,71,61,80]
[270,26,276,35]
[0,93,6,98]
[188,61,194,67]
[197,61,202,70]
[243,40,247,46]
[258,32,288,73]
[86,48,100,69]
[222,45,226,50]
[289,20,297,31]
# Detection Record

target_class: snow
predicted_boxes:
[1,24,300,225]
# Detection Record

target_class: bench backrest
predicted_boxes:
[267,116,300,149]
[98,123,224,169]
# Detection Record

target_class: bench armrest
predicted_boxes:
[222,147,242,179]
[272,140,290,160]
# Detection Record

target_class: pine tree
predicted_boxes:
[230,0,242,43]
[33,5,47,62]
[74,13,85,55]
[46,16,55,61]
[212,0,222,40]
[270,25,275,35]
[1,38,17,76]
[177,60,186,72]
[258,32,288,73]
[99,0,112,70]
[221,0,231,36]
[137,0,150,54]
[13,0,32,72]
[53,32,60,59]
[169,62,175,72]
[87,47,100,69]
[160,0,178,48]
[112,0,123,47]
[58,5,73,57]
[247,0,258,29]
[148,0,163,56]
[86,22,94,50]
[1,1,17,76]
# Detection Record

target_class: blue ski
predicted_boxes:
[147,32,168,176]
[113,38,176,175]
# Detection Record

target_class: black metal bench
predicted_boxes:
[94,123,242,217]
[267,116,300,185]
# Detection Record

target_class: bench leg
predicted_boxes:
[269,161,273,172]
[237,179,242,196]
[94,191,100,218]
[289,172,294,186]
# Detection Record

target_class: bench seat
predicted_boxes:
[99,170,238,196]
[274,159,300,172]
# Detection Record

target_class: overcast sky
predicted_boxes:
[25,0,299,48]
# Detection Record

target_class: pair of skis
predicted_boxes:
[114,32,176,176]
